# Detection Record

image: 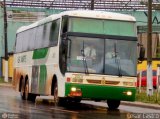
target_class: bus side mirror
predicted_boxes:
[138,46,145,62]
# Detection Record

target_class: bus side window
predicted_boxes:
[35,25,43,49]
[16,33,23,53]
[50,19,60,46]
[42,23,50,48]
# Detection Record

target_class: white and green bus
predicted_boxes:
[13,10,142,109]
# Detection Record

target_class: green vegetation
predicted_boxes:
[0,77,12,84]
[0,77,4,83]
[136,88,160,105]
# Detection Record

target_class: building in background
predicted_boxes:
[0,6,63,78]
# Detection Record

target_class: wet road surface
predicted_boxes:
[0,86,159,119]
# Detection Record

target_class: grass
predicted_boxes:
[0,77,5,83]
[136,88,160,105]
[0,77,11,83]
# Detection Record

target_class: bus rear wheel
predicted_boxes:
[20,83,25,100]
[21,80,29,100]
[24,80,29,100]
[107,100,120,110]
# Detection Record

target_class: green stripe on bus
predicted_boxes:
[39,65,47,94]
[65,83,136,101]
[32,48,48,59]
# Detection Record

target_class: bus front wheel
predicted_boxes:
[53,82,59,105]
[52,81,66,105]
[107,100,120,109]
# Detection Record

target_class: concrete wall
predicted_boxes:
[0,58,2,77]
[2,55,13,78]
[137,60,160,72]
[120,11,160,26]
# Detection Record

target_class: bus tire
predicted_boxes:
[53,81,59,105]
[23,79,29,100]
[51,77,65,105]
[107,100,120,110]
[74,98,81,103]
[20,78,25,100]
[28,93,37,102]
[52,82,67,106]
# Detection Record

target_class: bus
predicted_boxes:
[13,10,141,109]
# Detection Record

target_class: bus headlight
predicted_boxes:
[123,91,132,96]
[71,87,77,92]
[126,91,132,96]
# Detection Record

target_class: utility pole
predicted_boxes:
[3,0,8,82]
[147,0,153,96]
[91,0,94,10]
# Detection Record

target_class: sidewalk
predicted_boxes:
[81,100,160,110]
[0,82,160,109]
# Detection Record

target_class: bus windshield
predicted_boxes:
[66,36,137,76]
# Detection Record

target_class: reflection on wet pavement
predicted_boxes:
[0,86,152,119]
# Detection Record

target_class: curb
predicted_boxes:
[0,83,13,87]
[35,96,55,105]
[121,101,160,110]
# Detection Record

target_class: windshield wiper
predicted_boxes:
[114,43,122,77]
[81,41,89,74]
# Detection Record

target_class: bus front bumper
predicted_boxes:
[65,83,136,101]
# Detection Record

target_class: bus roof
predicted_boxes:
[17,10,136,33]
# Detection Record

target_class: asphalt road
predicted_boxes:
[0,86,159,119]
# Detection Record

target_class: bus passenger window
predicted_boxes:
[50,19,60,46]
